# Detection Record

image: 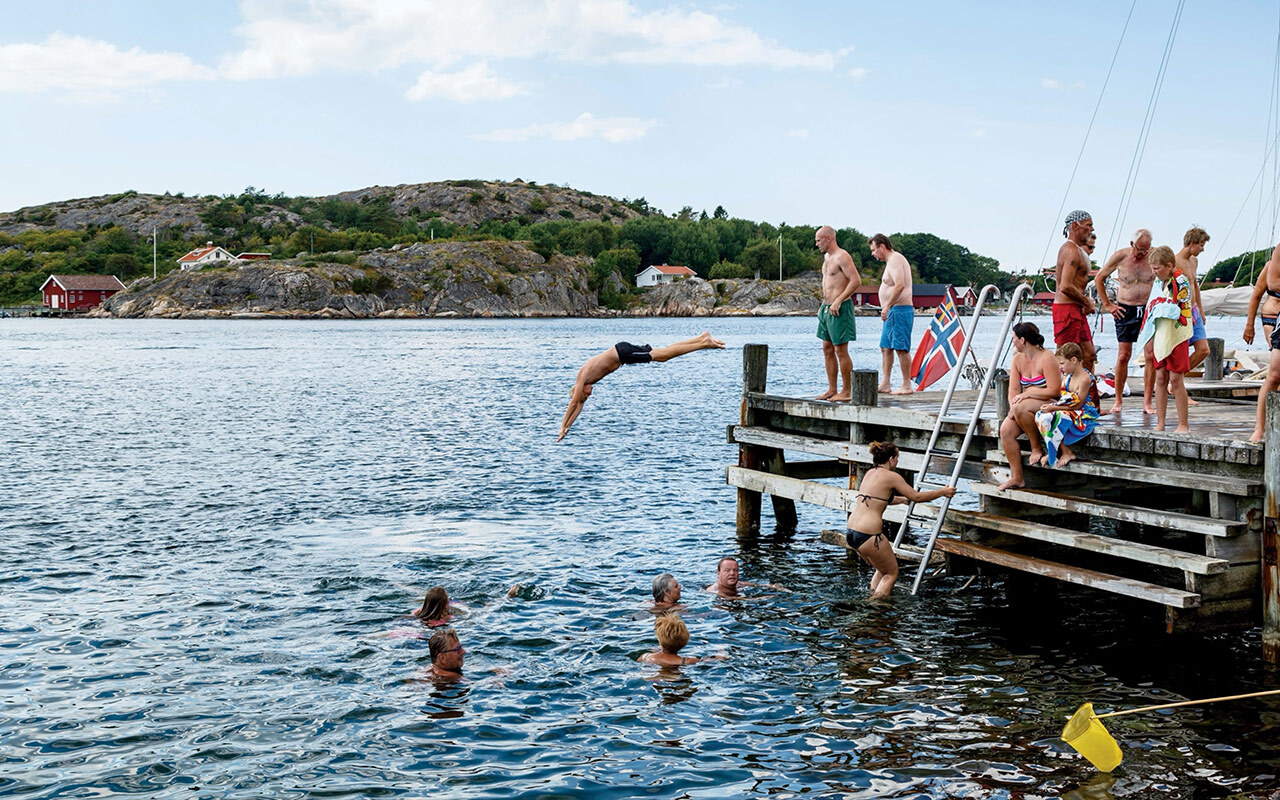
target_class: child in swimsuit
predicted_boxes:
[1035,343,1098,468]
[845,442,957,599]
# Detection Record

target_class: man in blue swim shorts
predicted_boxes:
[814,226,862,401]
[870,233,916,394]
[1176,226,1211,374]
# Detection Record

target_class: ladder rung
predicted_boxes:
[907,513,937,523]
[916,481,949,491]
[925,448,960,458]
[938,414,972,424]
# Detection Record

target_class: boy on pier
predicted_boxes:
[1137,246,1193,433]
[557,332,725,441]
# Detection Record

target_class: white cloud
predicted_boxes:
[0,32,214,94]
[405,61,525,102]
[849,67,870,81]
[787,129,809,138]
[475,112,656,143]
[221,0,835,81]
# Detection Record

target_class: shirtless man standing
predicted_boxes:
[815,225,862,401]
[871,233,915,394]
[557,332,725,441]
[1247,246,1280,441]
[1094,228,1154,415]
[1054,210,1097,376]
[1176,227,1211,373]
[1245,241,1280,351]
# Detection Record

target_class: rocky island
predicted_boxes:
[92,240,825,319]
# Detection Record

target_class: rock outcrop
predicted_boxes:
[95,241,599,319]
[92,240,829,319]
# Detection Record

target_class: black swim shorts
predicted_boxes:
[615,342,653,365]
[1114,303,1145,344]
[1271,326,1280,351]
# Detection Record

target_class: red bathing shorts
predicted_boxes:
[1154,340,1190,374]
[1052,302,1093,345]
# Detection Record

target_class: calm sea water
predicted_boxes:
[2,314,1277,800]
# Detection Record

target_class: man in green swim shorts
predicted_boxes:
[814,225,862,400]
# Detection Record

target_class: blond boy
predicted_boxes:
[1139,246,1193,433]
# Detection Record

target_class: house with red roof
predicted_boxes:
[1031,291,1056,306]
[41,274,126,310]
[635,264,697,287]
[177,242,237,270]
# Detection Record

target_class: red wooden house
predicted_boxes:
[851,283,961,309]
[41,275,126,310]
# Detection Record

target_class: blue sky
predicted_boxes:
[3,0,1279,273]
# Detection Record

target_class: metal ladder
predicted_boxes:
[890,282,1034,594]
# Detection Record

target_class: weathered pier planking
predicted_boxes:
[726,343,1280,654]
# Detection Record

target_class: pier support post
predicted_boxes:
[851,369,878,407]
[1263,392,1280,662]
[1204,338,1225,382]
[737,345,768,534]
[994,369,1010,420]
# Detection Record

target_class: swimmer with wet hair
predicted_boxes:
[412,586,456,626]
[651,573,683,611]
[704,556,788,597]
[426,627,465,680]
[639,614,723,667]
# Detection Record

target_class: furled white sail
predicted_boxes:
[1199,286,1254,316]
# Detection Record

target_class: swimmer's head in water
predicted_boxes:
[428,627,464,671]
[417,586,450,621]
[1063,209,1092,238]
[654,614,689,654]
[716,557,739,588]
[652,573,680,603]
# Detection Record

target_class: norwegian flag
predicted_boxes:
[910,295,966,390]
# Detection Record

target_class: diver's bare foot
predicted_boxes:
[831,392,852,402]
[700,332,726,349]
[996,478,1025,491]
[1103,403,1122,415]
[892,386,914,395]
[877,384,891,393]
[816,389,836,401]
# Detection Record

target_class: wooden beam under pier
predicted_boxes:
[1263,392,1280,662]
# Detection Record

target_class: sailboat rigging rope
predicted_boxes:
[1036,0,1139,272]
[1104,0,1187,258]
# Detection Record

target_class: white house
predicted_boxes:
[636,264,697,287]
[176,242,237,270]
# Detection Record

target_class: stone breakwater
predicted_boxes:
[92,241,828,319]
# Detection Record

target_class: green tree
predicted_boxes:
[670,222,720,276]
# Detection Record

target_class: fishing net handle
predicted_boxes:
[1094,688,1280,719]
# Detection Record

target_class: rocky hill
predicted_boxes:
[92,241,824,319]
[0,180,648,239]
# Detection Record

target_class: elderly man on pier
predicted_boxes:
[814,225,862,402]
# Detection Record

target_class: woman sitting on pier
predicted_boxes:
[996,322,1063,491]
[1034,343,1098,468]
[847,442,956,598]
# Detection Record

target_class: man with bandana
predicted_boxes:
[1053,210,1098,379]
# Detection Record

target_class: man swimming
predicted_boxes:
[557,332,725,441]
[704,556,787,597]
[1093,228,1154,414]
[651,573,684,612]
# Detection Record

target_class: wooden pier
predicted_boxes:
[726,343,1280,657]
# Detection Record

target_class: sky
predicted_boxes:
[3,0,1280,273]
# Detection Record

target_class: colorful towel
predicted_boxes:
[1136,269,1193,361]
[1035,372,1099,467]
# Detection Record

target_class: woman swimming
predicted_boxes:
[412,586,459,627]
[639,614,722,667]
[846,441,957,599]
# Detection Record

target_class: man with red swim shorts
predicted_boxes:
[1053,210,1097,378]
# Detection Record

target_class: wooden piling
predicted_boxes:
[994,369,1010,420]
[1205,338,1225,382]
[737,344,768,534]
[1263,392,1280,662]
[851,369,878,407]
